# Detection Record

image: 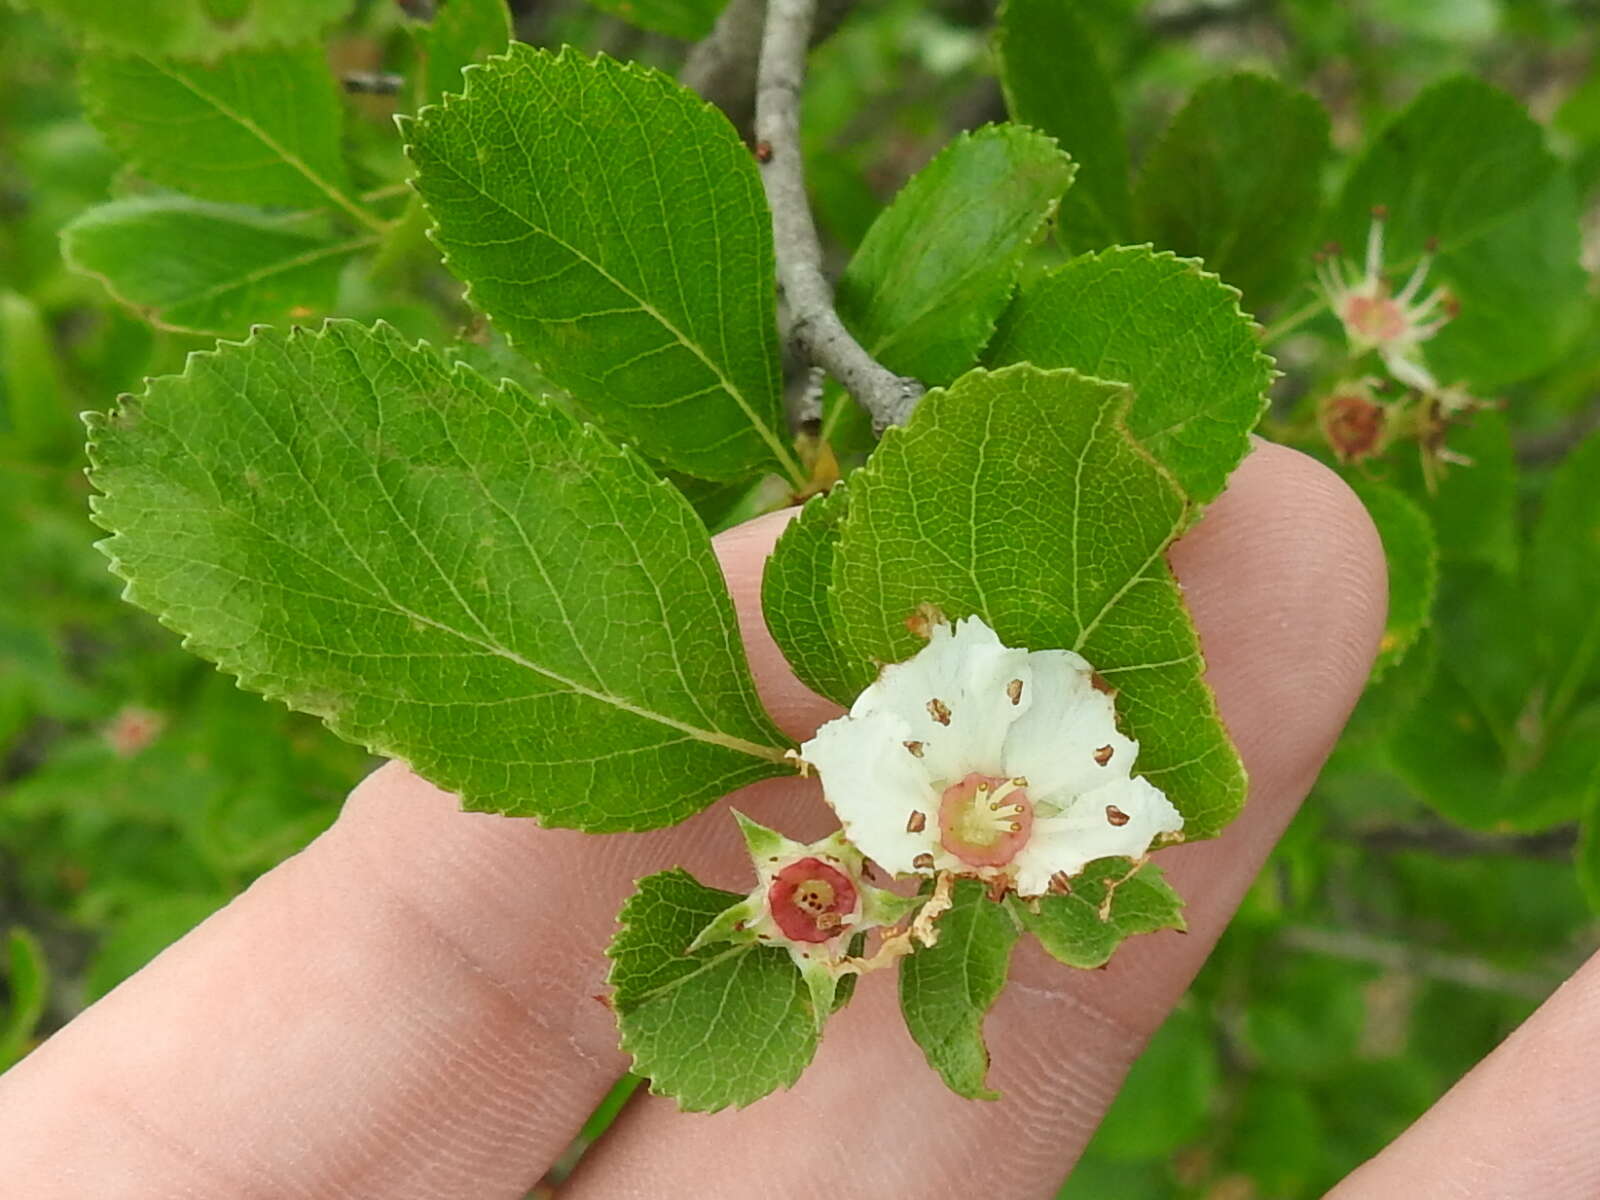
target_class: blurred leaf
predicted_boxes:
[1328,76,1585,389]
[0,928,49,1070]
[17,0,355,57]
[412,0,512,106]
[608,869,818,1112]
[0,290,74,460]
[84,893,225,1000]
[1088,1005,1217,1161]
[987,246,1271,510]
[835,124,1075,386]
[1528,429,1600,727]
[996,0,1130,246]
[1133,73,1331,310]
[1394,409,1518,573]
[80,44,360,216]
[62,196,372,337]
[1243,954,1369,1079]
[1578,763,1600,914]
[833,365,1246,838]
[1226,1078,1324,1194]
[1351,480,1436,677]
[585,0,724,40]
[1014,858,1185,969]
[86,321,791,832]
[407,46,799,483]
[899,879,1020,1100]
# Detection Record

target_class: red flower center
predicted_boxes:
[768,857,858,943]
[938,772,1033,868]
[1344,294,1408,343]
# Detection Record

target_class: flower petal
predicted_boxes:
[1011,775,1183,897]
[851,617,1032,785]
[801,707,940,875]
[1000,650,1136,808]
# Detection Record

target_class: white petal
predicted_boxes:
[1011,775,1183,897]
[801,707,940,876]
[851,616,1033,786]
[1000,650,1136,808]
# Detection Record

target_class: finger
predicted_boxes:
[562,440,1388,1200]
[0,512,834,1199]
[1328,949,1600,1198]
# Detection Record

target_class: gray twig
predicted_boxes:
[681,0,766,133]
[754,0,924,433]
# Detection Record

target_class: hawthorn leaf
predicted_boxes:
[1013,858,1185,969]
[0,928,48,1071]
[831,365,1247,839]
[18,0,355,56]
[412,0,512,105]
[586,0,724,40]
[1527,428,1600,718]
[898,879,1020,1100]
[85,321,792,832]
[406,46,799,483]
[986,245,1272,511]
[61,196,372,337]
[0,291,74,461]
[996,0,1129,247]
[1133,73,1331,310]
[1393,410,1518,574]
[1327,76,1586,389]
[1579,764,1600,915]
[761,486,874,707]
[609,869,818,1111]
[79,44,363,219]
[834,124,1075,387]
[1350,480,1436,678]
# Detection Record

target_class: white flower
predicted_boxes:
[800,617,1183,898]
[1316,210,1453,392]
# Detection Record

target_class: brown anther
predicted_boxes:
[1008,822,1022,833]
[913,852,936,870]
[906,810,927,834]
[926,697,951,726]
[1006,678,1024,705]
[903,739,925,758]
[754,139,773,162]
[1093,744,1114,766]
[1048,871,1073,895]
[1105,804,1131,827]
[815,911,842,931]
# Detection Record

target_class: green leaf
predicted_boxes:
[986,245,1272,509]
[86,321,792,832]
[898,879,1020,1100]
[831,365,1246,839]
[834,124,1075,387]
[1527,429,1600,726]
[585,0,724,40]
[1395,410,1518,573]
[1088,1006,1218,1161]
[62,196,373,337]
[0,290,74,461]
[1350,480,1436,678]
[0,928,49,1071]
[80,44,368,223]
[996,0,1130,246]
[19,0,355,57]
[1133,73,1331,310]
[412,0,512,106]
[406,46,799,484]
[761,485,874,706]
[608,869,818,1111]
[1014,858,1185,969]
[1579,763,1600,915]
[1327,76,1586,389]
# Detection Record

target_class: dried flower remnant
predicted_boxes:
[801,617,1183,899]
[1318,377,1389,464]
[1317,209,1454,391]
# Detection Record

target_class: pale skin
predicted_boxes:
[1,442,1593,1197]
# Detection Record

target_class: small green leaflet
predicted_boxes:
[1350,480,1436,679]
[834,124,1075,387]
[1012,858,1185,969]
[760,485,873,706]
[1327,76,1587,390]
[86,321,793,832]
[609,869,819,1112]
[19,0,355,57]
[831,365,1246,838]
[62,196,372,337]
[406,46,798,484]
[898,879,1020,1100]
[995,0,1130,247]
[986,245,1271,510]
[1133,73,1331,310]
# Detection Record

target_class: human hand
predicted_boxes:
[2,441,1552,1199]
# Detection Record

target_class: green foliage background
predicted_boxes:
[1,0,1598,1195]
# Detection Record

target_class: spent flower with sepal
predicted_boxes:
[801,616,1184,900]
[1316,207,1454,391]
[690,811,917,1029]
